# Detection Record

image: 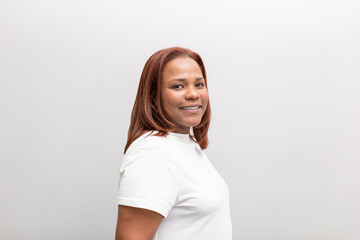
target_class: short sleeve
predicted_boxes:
[117,146,179,218]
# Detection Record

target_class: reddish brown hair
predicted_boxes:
[124,47,211,153]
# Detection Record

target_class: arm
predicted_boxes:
[115,205,164,240]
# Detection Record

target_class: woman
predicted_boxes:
[116,47,232,240]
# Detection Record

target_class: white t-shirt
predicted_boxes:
[118,131,232,240]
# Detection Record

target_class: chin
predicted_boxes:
[175,117,203,129]
[186,120,202,127]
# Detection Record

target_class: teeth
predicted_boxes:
[181,106,200,110]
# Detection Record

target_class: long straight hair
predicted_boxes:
[124,47,211,153]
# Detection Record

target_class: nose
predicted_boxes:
[185,86,200,100]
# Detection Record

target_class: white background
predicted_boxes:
[1,0,359,239]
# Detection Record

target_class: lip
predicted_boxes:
[179,104,202,108]
[179,105,202,113]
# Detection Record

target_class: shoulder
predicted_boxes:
[122,132,174,168]
[125,132,171,157]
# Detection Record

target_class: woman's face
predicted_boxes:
[160,57,209,134]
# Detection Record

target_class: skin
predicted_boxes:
[115,205,163,240]
[115,56,209,239]
[161,56,209,134]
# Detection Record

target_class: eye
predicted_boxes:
[196,83,205,87]
[172,84,184,89]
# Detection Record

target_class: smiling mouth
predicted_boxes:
[179,106,201,110]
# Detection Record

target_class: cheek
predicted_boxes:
[201,91,209,104]
[166,91,181,104]
[162,91,180,110]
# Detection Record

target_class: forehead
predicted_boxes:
[162,57,202,77]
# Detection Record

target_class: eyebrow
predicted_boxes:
[170,77,204,83]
